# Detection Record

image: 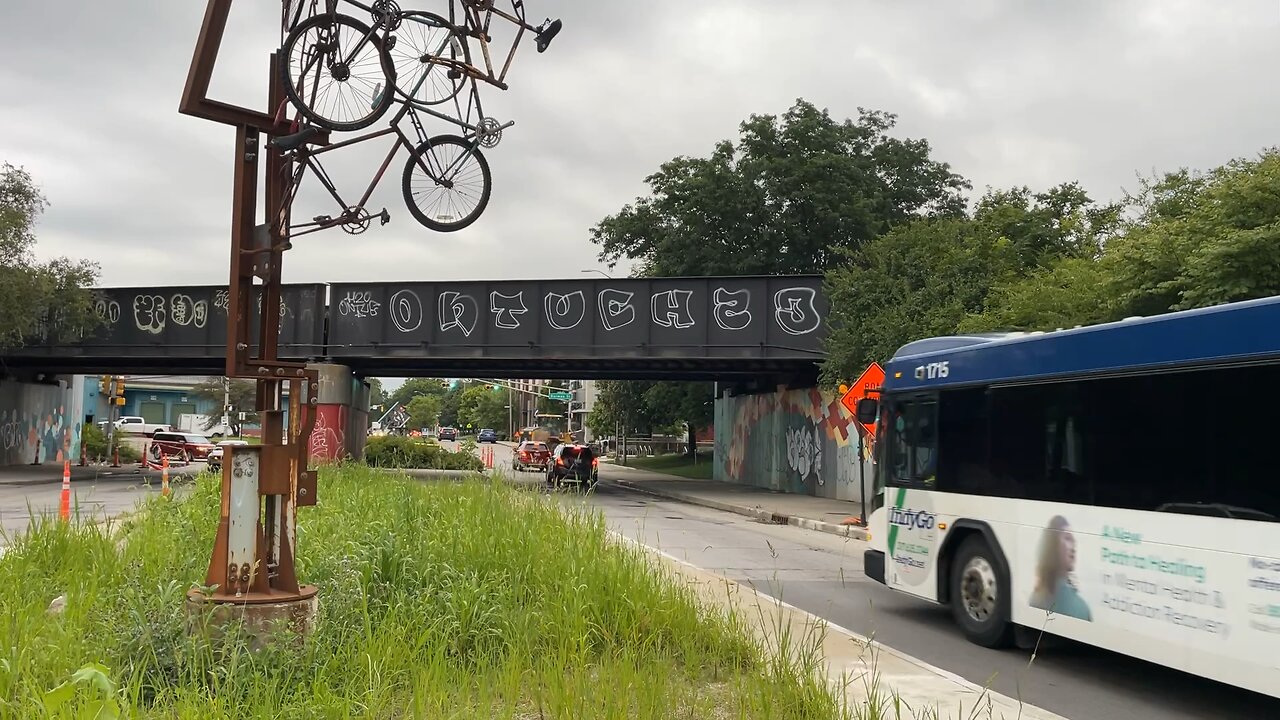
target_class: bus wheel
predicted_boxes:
[950,535,1014,648]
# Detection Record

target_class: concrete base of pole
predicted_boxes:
[184,587,318,650]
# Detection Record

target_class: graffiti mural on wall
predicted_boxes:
[0,381,84,467]
[715,386,872,502]
[308,405,349,462]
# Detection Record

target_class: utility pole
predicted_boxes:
[222,375,231,434]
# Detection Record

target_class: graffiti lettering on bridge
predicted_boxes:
[438,292,479,337]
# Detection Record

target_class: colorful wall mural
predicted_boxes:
[0,378,85,467]
[714,386,873,502]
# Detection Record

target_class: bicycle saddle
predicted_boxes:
[535,18,561,53]
[269,125,321,152]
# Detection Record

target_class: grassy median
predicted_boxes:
[0,465,847,718]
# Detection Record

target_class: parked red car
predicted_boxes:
[149,431,217,462]
[512,441,551,472]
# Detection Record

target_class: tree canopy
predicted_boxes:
[823,149,1280,383]
[590,99,967,277]
[0,163,98,350]
[190,378,257,435]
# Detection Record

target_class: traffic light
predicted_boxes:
[115,396,126,406]
[490,383,500,391]
[439,380,450,389]
[99,375,111,394]
[113,377,124,396]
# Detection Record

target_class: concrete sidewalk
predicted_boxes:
[0,462,200,487]
[603,461,869,540]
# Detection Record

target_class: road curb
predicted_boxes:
[611,479,868,541]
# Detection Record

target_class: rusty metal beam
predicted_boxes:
[185,0,318,607]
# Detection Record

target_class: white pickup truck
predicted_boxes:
[114,416,173,436]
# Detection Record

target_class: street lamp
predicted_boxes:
[580,269,613,280]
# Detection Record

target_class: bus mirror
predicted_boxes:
[855,398,879,425]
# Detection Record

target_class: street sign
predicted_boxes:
[548,391,572,401]
[841,362,885,437]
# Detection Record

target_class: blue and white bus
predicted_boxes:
[860,295,1280,698]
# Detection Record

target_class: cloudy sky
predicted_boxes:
[2,0,1278,289]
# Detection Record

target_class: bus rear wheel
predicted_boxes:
[950,535,1014,648]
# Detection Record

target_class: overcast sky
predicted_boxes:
[2,0,1277,288]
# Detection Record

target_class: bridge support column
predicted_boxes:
[305,364,366,462]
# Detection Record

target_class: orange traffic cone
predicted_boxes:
[59,460,71,521]
[161,455,170,497]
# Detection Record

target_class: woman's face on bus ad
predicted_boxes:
[1059,529,1077,572]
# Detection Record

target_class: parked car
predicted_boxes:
[115,416,172,437]
[149,431,216,462]
[206,439,250,472]
[513,441,551,472]
[438,427,458,441]
[478,428,498,443]
[546,443,598,489]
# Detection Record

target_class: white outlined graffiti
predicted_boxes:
[192,300,209,328]
[597,289,635,331]
[338,291,381,318]
[712,288,751,330]
[254,295,291,320]
[438,292,479,337]
[389,289,423,333]
[544,291,586,330]
[93,297,121,324]
[651,289,695,329]
[170,294,195,326]
[132,295,166,334]
[213,289,229,311]
[490,291,528,329]
[773,287,821,336]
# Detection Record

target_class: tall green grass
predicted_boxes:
[0,465,848,718]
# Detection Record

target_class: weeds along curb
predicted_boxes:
[605,531,1068,720]
[611,479,869,541]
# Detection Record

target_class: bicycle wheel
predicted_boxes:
[402,135,492,232]
[282,12,395,132]
[390,11,465,107]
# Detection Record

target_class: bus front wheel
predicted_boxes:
[950,535,1014,648]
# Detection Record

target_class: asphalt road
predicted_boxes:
[0,472,190,545]
[576,480,1275,720]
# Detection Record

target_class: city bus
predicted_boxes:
[859,295,1280,699]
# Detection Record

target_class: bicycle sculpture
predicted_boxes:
[273,0,561,233]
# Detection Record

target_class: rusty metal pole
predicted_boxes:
[180,0,320,628]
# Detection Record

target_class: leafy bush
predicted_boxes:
[364,435,484,471]
[81,424,141,464]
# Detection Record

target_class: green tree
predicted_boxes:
[457,384,506,431]
[405,394,441,430]
[387,378,450,409]
[822,183,1121,382]
[590,99,967,276]
[643,382,714,455]
[190,378,257,435]
[367,378,386,407]
[964,150,1280,334]
[1108,150,1280,315]
[588,380,658,437]
[0,163,99,350]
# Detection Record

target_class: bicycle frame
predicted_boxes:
[276,95,478,238]
[441,0,541,90]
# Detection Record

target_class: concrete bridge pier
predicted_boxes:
[306,363,369,463]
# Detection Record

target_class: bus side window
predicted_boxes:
[886,397,938,486]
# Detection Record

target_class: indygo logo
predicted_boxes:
[889,507,936,530]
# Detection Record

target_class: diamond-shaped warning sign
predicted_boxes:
[841,362,884,436]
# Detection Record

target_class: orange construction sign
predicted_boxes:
[840,362,885,437]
